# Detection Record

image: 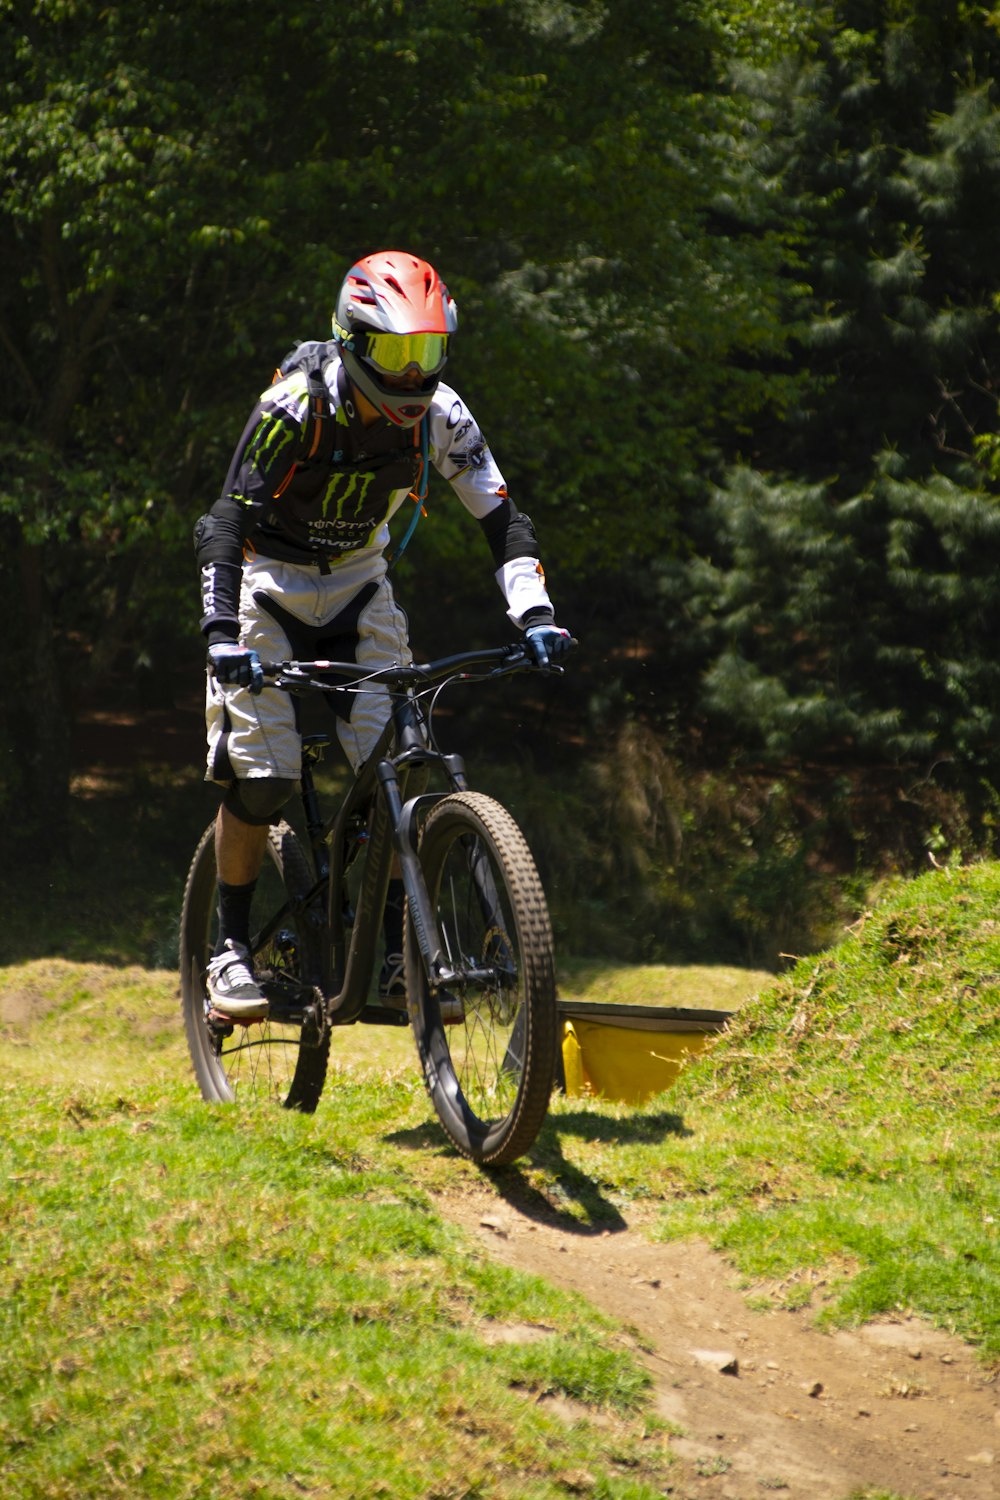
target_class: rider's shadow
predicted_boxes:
[388,1104,692,1236]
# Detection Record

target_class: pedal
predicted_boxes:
[206,1008,248,1032]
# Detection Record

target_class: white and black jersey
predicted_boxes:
[194,350,554,643]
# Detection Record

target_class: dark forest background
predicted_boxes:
[4,0,1000,966]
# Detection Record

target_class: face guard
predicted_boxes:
[333,251,458,427]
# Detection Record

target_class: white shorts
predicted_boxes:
[205,552,412,783]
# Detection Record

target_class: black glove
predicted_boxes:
[208,642,264,695]
[524,624,574,669]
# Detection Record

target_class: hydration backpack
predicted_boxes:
[271,339,340,472]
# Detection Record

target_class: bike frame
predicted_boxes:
[260,645,527,1030]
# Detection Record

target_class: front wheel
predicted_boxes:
[179,818,330,1110]
[406,791,557,1166]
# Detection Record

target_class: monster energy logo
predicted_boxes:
[321,470,377,520]
[250,410,296,469]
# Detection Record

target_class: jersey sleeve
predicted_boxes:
[427,385,556,628]
[193,376,314,639]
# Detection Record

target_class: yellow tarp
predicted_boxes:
[560,1017,714,1105]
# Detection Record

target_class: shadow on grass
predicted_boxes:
[389,1106,691,1236]
[550,1106,692,1145]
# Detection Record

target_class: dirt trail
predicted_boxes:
[435,1186,998,1500]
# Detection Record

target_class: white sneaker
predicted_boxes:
[206,940,268,1021]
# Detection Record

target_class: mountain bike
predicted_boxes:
[179,642,564,1166]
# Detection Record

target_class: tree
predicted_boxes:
[662,3,1000,803]
[1,0,353,818]
[695,460,1000,767]
[1,0,793,830]
[721,1,1000,489]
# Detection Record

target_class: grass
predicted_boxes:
[556,956,766,1012]
[527,865,1000,1359]
[1,773,997,1497]
[0,974,666,1499]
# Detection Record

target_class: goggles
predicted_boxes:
[360,330,449,376]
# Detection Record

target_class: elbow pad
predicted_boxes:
[478,500,540,569]
[193,509,245,564]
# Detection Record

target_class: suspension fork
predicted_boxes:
[376,688,462,990]
[377,746,472,991]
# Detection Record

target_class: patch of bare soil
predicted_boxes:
[434,1186,998,1500]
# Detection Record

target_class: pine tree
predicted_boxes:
[698,460,1000,770]
[677,2,1000,801]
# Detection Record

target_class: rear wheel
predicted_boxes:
[179,819,329,1110]
[406,792,557,1166]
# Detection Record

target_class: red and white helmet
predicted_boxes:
[333,250,458,427]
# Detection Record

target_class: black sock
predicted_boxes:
[215,879,258,956]
[383,878,405,959]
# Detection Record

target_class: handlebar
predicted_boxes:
[259,641,571,691]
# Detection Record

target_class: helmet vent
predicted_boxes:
[347,274,378,305]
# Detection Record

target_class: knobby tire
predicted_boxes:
[406,791,557,1166]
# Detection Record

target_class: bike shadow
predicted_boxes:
[389,1104,692,1237]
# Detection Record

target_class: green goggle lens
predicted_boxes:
[362,331,449,375]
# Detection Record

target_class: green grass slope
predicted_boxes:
[687,862,1000,1350]
[535,864,998,1356]
[0,862,996,1499]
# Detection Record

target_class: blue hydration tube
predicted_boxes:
[387,417,429,571]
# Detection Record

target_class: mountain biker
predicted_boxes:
[193,249,573,1021]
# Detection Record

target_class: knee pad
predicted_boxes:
[224,777,296,826]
